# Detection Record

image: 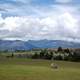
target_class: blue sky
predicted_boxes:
[0,0,80,42]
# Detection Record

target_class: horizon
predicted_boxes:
[0,38,80,43]
[0,0,80,42]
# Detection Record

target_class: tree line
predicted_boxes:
[32,47,80,62]
[0,47,80,62]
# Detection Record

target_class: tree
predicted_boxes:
[71,51,80,62]
[32,52,39,59]
[11,53,14,58]
[64,48,70,53]
[50,51,53,59]
[57,46,63,52]
[40,49,48,59]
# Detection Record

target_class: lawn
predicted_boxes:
[0,58,80,80]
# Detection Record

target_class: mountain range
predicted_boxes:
[0,39,80,51]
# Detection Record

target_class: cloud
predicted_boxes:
[0,5,80,42]
[0,0,80,42]
[0,8,7,12]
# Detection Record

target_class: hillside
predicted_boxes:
[0,40,80,50]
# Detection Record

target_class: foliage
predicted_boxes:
[57,46,63,52]
[0,47,80,62]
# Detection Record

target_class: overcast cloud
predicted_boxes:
[0,0,80,42]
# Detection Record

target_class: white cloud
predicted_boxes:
[0,1,80,42]
[0,8,80,42]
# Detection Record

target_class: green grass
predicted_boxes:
[0,58,80,80]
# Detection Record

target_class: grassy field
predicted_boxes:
[0,58,80,80]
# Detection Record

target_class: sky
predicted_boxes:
[0,0,80,42]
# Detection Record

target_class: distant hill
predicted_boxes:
[0,39,80,50]
[0,40,37,51]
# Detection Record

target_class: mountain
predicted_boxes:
[0,40,37,51]
[27,40,80,48]
[0,39,80,50]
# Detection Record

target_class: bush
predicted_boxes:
[32,52,39,59]
[57,46,63,52]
